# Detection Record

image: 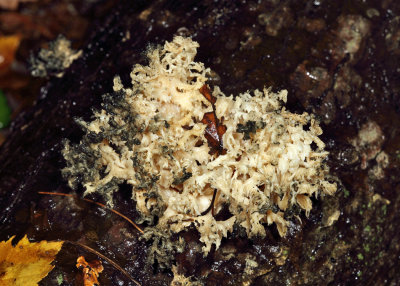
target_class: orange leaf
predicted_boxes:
[0,35,21,72]
[76,256,104,286]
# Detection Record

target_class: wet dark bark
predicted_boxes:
[1,0,400,285]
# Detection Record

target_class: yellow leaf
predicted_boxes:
[0,235,63,286]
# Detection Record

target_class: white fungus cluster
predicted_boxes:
[63,36,336,254]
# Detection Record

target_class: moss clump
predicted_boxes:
[236,120,266,140]
[140,228,185,271]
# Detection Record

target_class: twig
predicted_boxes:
[38,191,143,233]
[200,189,217,216]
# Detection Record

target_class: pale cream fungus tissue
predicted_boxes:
[62,36,336,255]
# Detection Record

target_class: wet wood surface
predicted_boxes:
[0,0,399,285]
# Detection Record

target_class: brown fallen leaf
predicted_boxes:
[76,256,104,286]
[200,84,227,156]
[0,235,63,286]
[199,84,216,104]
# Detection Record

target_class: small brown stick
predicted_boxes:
[38,191,144,233]
[65,240,141,286]
[200,189,217,216]
[212,190,220,217]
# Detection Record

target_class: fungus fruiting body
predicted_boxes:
[63,36,336,255]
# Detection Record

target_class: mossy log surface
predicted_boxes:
[1,0,400,285]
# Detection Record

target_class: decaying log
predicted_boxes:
[1,0,400,285]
